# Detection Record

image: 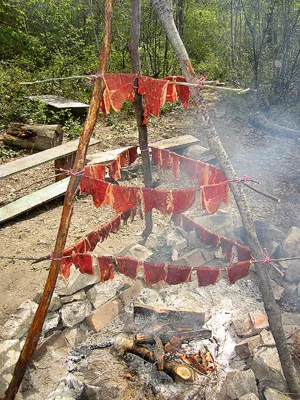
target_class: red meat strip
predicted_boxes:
[97,256,114,281]
[197,162,209,187]
[129,145,139,164]
[161,149,172,171]
[116,256,140,279]
[138,76,169,124]
[80,177,110,208]
[194,222,207,241]
[111,185,139,214]
[207,165,226,185]
[203,229,220,248]
[101,73,136,113]
[142,188,171,214]
[86,229,101,252]
[73,239,87,254]
[72,253,94,275]
[61,247,74,279]
[196,267,221,286]
[226,260,252,284]
[164,76,178,102]
[119,145,138,167]
[99,222,111,242]
[151,146,162,168]
[110,215,121,233]
[143,262,166,286]
[200,181,230,214]
[236,244,252,262]
[83,164,106,181]
[168,189,196,214]
[165,265,192,285]
[171,152,180,179]
[180,156,198,180]
[182,214,195,233]
[108,158,121,181]
[219,236,236,262]
[174,76,190,109]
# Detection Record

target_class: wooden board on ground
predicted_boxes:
[28,95,89,119]
[0,178,70,224]
[87,134,199,165]
[0,138,100,180]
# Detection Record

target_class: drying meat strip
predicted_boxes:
[101,73,136,113]
[236,244,252,262]
[171,152,180,179]
[168,189,196,214]
[174,76,190,109]
[226,260,252,284]
[138,76,169,124]
[200,181,230,215]
[108,158,121,181]
[142,188,171,215]
[165,265,192,285]
[196,267,221,286]
[129,145,138,165]
[111,184,139,214]
[80,177,110,208]
[151,146,162,168]
[180,156,198,180]
[194,222,207,241]
[197,161,209,187]
[161,149,172,171]
[219,236,236,262]
[86,229,101,252]
[116,256,140,280]
[182,214,195,233]
[164,76,178,102]
[203,229,220,248]
[83,164,106,181]
[110,215,121,233]
[143,262,166,286]
[72,253,94,275]
[61,247,74,279]
[97,256,114,281]
[99,222,111,242]
[73,239,87,254]
[207,164,226,185]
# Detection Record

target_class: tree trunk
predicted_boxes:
[151,1,300,397]
[249,111,300,139]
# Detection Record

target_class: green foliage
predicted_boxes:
[62,115,83,140]
[0,144,25,160]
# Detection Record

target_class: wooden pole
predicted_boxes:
[151,1,300,397]
[129,0,153,239]
[3,1,114,398]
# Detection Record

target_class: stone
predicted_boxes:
[136,288,163,306]
[277,227,300,258]
[48,374,84,400]
[60,290,86,305]
[0,299,38,340]
[86,275,132,309]
[249,310,269,331]
[232,310,268,338]
[271,280,284,300]
[166,230,187,252]
[182,144,217,164]
[284,260,300,283]
[171,248,206,268]
[298,282,300,297]
[281,312,300,337]
[235,335,261,359]
[171,249,179,261]
[0,340,21,397]
[193,210,236,238]
[260,329,275,345]
[60,299,92,328]
[225,369,259,399]
[34,292,62,312]
[43,312,60,334]
[254,221,285,256]
[56,265,100,296]
[264,387,292,399]
[239,395,259,400]
[125,244,153,262]
[63,325,89,348]
[251,347,287,392]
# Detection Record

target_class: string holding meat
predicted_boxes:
[116,256,140,280]
[97,256,114,282]
[98,221,112,242]
[143,262,166,286]
[111,184,140,214]
[167,189,196,214]
[138,76,169,125]
[196,267,221,286]
[200,181,230,215]
[226,260,252,284]
[101,73,136,114]
[165,265,192,285]
[142,188,171,215]
[71,253,94,275]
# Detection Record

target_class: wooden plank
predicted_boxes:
[87,134,199,165]
[0,178,70,224]
[0,138,100,180]
[28,95,89,109]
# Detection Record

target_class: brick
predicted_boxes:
[249,310,269,332]
[235,335,260,359]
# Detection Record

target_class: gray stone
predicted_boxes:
[264,387,292,399]
[0,299,38,340]
[251,347,287,392]
[271,280,284,300]
[166,230,187,252]
[125,244,153,262]
[284,260,300,283]
[260,329,275,345]
[86,275,132,309]
[277,227,300,258]
[255,221,285,256]
[136,288,163,306]
[48,374,84,400]
[193,210,236,238]
[56,265,100,296]
[298,282,300,297]
[182,144,217,164]
[34,292,62,312]
[63,325,89,348]
[225,369,258,399]
[282,312,300,337]
[239,395,259,400]
[60,290,87,305]
[60,299,92,328]
[43,313,60,334]
[0,340,21,397]
[174,248,206,268]
[232,310,268,338]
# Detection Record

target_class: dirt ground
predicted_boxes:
[0,93,299,327]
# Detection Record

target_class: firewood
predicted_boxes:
[153,335,164,370]
[135,327,211,345]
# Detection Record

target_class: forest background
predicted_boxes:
[0,0,300,142]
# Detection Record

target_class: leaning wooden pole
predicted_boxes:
[3,2,114,399]
[130,0,153,239]
[151,0,300,397]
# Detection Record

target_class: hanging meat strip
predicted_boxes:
[143,262,166,286]
[164,76,178,102]
[219,236,236,262]
[142,188,171,214]
[138,76,169,124]
[196,267,221,286]
[165,265,192,285]
[101,73,136,113]
[236,244,252,262]
[86,229,101,252]
[61,247,74,279]
[83,164,106,181]
[203,229,220,248]
[72,253,94,275]
[97,256,114,281]
[111,185,139,214]
[182,214,195,233]
[197,161,209,187]
[73,239,88,254]
[168,189,196,214]
[226,260,252,284]
[99,222,112,242]
[161,149,172,171]
[194,222,207,241]
[151,146,162,168]
[110,215,121,233]
[200,181,230,215]
[174,76,190,108]
[180,156,198,180]
[116,256,140,280]
[80,177,110,208]
[171,152,180,179]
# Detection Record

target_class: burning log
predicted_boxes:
[153,335,164,370]
[114,334,195,382]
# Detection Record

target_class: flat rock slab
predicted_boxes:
[225,369,259,399]
[29,95,89,109]
[60,299,92,328]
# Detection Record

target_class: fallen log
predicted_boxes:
[135,328,212,344]
[249,112,300,139]
[4,123,63,151]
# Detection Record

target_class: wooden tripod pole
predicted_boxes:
[3,1,114,398]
